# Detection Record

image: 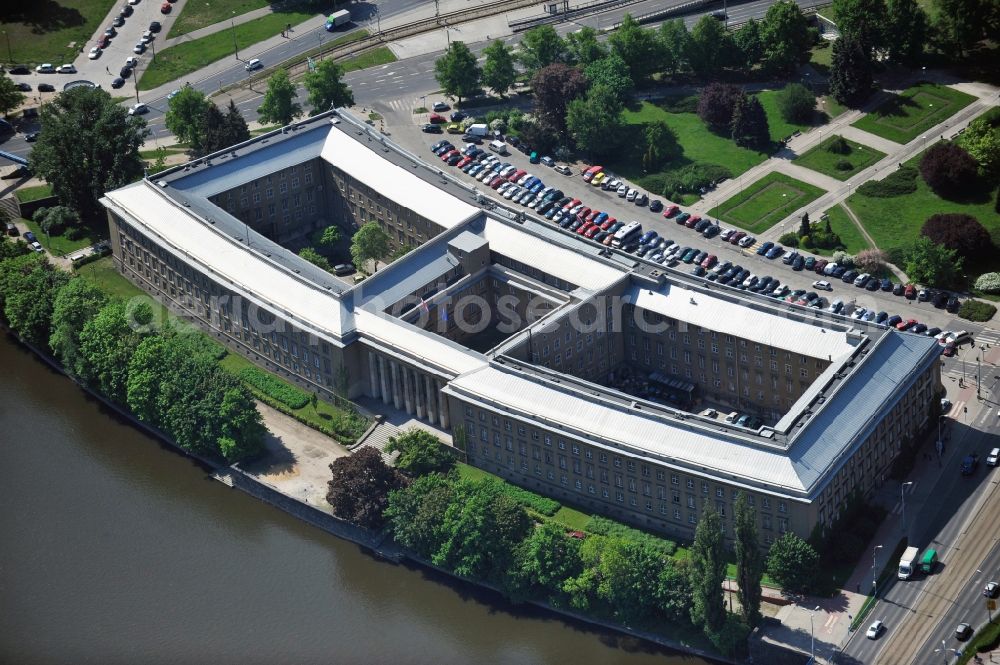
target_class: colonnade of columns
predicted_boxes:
[368,352,450,429]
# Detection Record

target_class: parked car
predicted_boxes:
[432,101,449,111]
[904,284,917,299]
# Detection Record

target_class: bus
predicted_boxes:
[611,221,642,248]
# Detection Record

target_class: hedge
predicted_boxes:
[238,366,310,409]
[958,299,998,322]
[585,515,677,555]
[857,166,918,198]
[251,390,367,445]
[503,483,561,516]
[974,272,1000,294]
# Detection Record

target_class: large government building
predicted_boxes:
[101,110,942,546]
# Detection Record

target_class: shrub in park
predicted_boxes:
[239,366,310,409]
[775,83,816,124]
[825,135,851,155]
[919,142,979,199]
[857,166,918,197]
[958,299,998,322]
[974,272,1000,294]
[920,213,992,260]
[697,82,742,134]
[855,248,888,273]
[835,159,853,171]
[779,232,800,247]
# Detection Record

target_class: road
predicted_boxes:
[841,371,1000,665]
[0,0,829,160]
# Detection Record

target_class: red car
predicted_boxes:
[428,113,447,124]
[585,209,601,224]
[729,230,746,245]
[904,284,917,299]
[562,198,581,210]
[576,207,591,220]
[489,175,504,188]
[585,225,602,239]
[582,165,603,182]
[456,157,472,168]
[97,35,111,48]
[685,215,701,228]
[701,254,717,269]
[507,169,526,182]
[440,149,458,161]
[160,2,171,12]
[896,318,917,331]
[577,222,593,235]
[600,216,617,230]
[662,205,679,218]
[602,234,615,246]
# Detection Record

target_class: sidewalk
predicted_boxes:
[160,5,276,49]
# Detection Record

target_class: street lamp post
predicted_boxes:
[901,481,913,537]
[231,12,240,60]
[808,605,820,663]
[131,66,140,104]
[873,544,883,594]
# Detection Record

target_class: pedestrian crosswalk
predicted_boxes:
[975,329,1000,347]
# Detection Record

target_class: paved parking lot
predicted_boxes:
[387,118,981,336]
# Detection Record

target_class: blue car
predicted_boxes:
[593,212,609,226]
[522,176,540,190]
[756,241,774,256]
[765,245,784,259]
[639,230,659,245]
[530,181,545,193]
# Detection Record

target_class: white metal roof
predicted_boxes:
[629,284,860,361]
[321,127,481,230]
[104,181,350,337]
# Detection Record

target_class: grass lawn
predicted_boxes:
[76,256,148,300]
[847,142,1000,265]
[139,10,318,90]
[167,0,269,38]
[810,42,833,75]
[793,135,886,181]
[0,0,117,65]
[754,89,819,142]
[712,172,826,234]
[820,95,848,121]
[817,203,870,255]
[617,99,771,198]
[338,46,396,73]
[852,83,977,144]
[22,216,106,256]
[14,184,54,203]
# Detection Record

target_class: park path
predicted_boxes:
[838,201,911,284]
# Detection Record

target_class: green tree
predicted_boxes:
[566,85,626,158]
[932,0,990,57]
[385,428,455,476]
[510,521,583,602]
[434,477,532,584]
[165,86,211,153]
[642,120,682,171]
[30,87,147,220]
[658,19,693,75]
[200,103,229,155]
[658,558,695,623]
[49,277,107,374]
[829,35,874,107]
[434,41,481,103]
[519,25,568,74]
[733,18,764,69]
[350,222,391,273]
[303,59,354,115]
[34,205,80,236]
[766,532,819,593]
[78,300,151,404]
[257,69,302,126]
[608,14,663,84]
[327,447,406,529]
[0,253,69,347]
[0,76,27,117]
[885,0,928,65]
[731,93,770,150]
[591,537,668,623]
[299,247,332,271]
[760,0,812,74]
[531,63,589,139]
[384,472,456,558]
[799,211,811,237]
[689,504,727,632]
[225,99,251,147]
[583,53,634,101]
[566,26,607,66]
[905,235,962,287]
[833,0,888,56]
[217,385,267,462]
[734,494,763,627]
[313,225,341,249]
[959,113,1000,178]
[481,40,517,98]
[688,15,737,77]
[776,82,816,123]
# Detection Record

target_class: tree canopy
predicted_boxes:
[959,110,1000,179]
[30,87,147,220]
[689,505,727,632]
[833,0,888,55]
[566,26,607,66]
[688,15,738,76]
[760,0,812,74]
[607,14,663,84]
[0,75,27,117]
[919,141,980,198]
[49,277,108,373]
[434,41,481,103]
[734,494,763,628]
[531,63,589,139]
[698,82,743,134]
[731,93,770,150]
[566,85,626,158]
[658,19,693,75]
[0,253,69,348]
[385,428,455,476]
[829,35,874,107]
[583,53,634,101]
[77,299,151,404]
[519,25,568,74]
[776,83,816,124]
[165,86,211,153]
[766,532,819,593]
[921,212,991,260]
[350,222,391,273]
[257,69,302,126]
[885,0,928,65]
[303,59,355,114]
[327,447,406,529]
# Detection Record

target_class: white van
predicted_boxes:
[488,140,508,155]
[245,58,262,71]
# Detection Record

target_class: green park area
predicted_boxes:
[167,0,269,38]
[618,99,771,204]
[712,172,825,234]
[0,0,116,64]
[847,142,1000,258]
[754,89,822,142]
[22,216,102,255]
[852,83,976,144]
[818,204,870,255]
[139,9,318,90]
[794,135,887,181]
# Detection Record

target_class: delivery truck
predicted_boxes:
[324,10,351,31]
[466,123,489,137]
[898,546,920,579]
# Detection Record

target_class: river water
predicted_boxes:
[0,334,715,665]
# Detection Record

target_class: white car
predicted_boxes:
[141,31,154,43]
[812,280,832,291]
[56,64,76,74]
[625,188,638,201]
[88,47,102,59]
[617,184,628,197]
[851,307,867,320]
[133,43,145,54]
[128,102,148,115]
[738,235,756,248]
[128,0,140,4]
[987,447,999,467]
[167,89,182,100]
[866,619,884,639]
[29,241,44,252]
[36,63,55,73]
[554,165,572,175]
[125,56,139,68]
